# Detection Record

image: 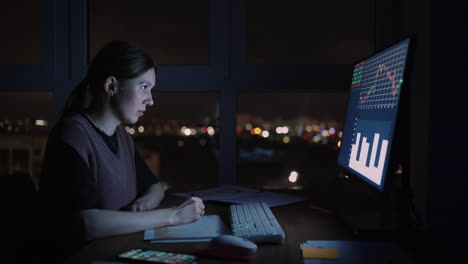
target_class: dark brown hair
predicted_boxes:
[61,40,157,117]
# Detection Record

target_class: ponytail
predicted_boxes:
[59,77,90,119]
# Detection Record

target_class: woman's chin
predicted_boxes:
[123,116,139,125]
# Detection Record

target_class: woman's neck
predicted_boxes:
[85,109,120,136]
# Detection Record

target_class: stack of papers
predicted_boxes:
[173,185,305,207]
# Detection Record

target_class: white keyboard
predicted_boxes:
[229,202,285,244]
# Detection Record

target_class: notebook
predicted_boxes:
[144,215,229,243]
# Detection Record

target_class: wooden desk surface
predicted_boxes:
[65,194,354,264]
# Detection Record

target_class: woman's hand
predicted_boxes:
[170,197,205,225]
[128,199,152,212]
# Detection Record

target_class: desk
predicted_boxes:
[65,194,354,264]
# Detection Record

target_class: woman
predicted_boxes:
[38,40,205,260]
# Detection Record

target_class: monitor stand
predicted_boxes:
[332,165,414,239]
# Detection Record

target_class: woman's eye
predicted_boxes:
[141,85,148,90]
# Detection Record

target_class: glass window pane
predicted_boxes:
[237,92,347,190]
[0,92,53,186]
[0,1,42,64]
[89,0,210,65]
[247,0,374,64]
[131,92,219,192]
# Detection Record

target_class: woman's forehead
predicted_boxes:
[126,68,156,85]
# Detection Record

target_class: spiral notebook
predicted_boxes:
[144,215,229,243]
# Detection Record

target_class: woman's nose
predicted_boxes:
[146,92,154,106]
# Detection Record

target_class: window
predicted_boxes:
[237,92,347,190]
[0,1,42,64]
[0,92,53,186]
[247,0,374,64]
[131,92,219,191]
[89,0,210,65]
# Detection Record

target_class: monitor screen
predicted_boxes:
[338,38,411,191]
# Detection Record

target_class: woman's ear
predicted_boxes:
[104,76,118,96]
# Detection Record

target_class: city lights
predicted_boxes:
[207,126,215,136]
[2,111,342,151]
[235,117,341,147]
[321,130,330,137]
[276,126,289,134]
[288,171,299,183]
[35,120,48,126]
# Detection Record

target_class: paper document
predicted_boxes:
[173,185,305,207]
[144,215,229,243]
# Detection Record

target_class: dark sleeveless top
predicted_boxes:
[38,112,159,261]
[60,113,137,209]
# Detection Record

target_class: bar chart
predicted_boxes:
[348,120,391,185]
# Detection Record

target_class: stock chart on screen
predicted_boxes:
[338,38,410,190]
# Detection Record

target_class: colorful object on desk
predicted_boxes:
[302,248,339,259]
[117,249,197,264]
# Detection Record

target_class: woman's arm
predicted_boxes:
[128,183,164,211]
[80,196,205,240]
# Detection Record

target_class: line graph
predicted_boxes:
[356,43,408,109]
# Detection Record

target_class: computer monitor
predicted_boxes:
[338,37,411,191]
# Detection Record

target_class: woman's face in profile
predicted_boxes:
[113,68,156,124]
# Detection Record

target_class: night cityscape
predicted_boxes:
[0,109,344,191]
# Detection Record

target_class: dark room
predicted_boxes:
[1,0,467,263]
